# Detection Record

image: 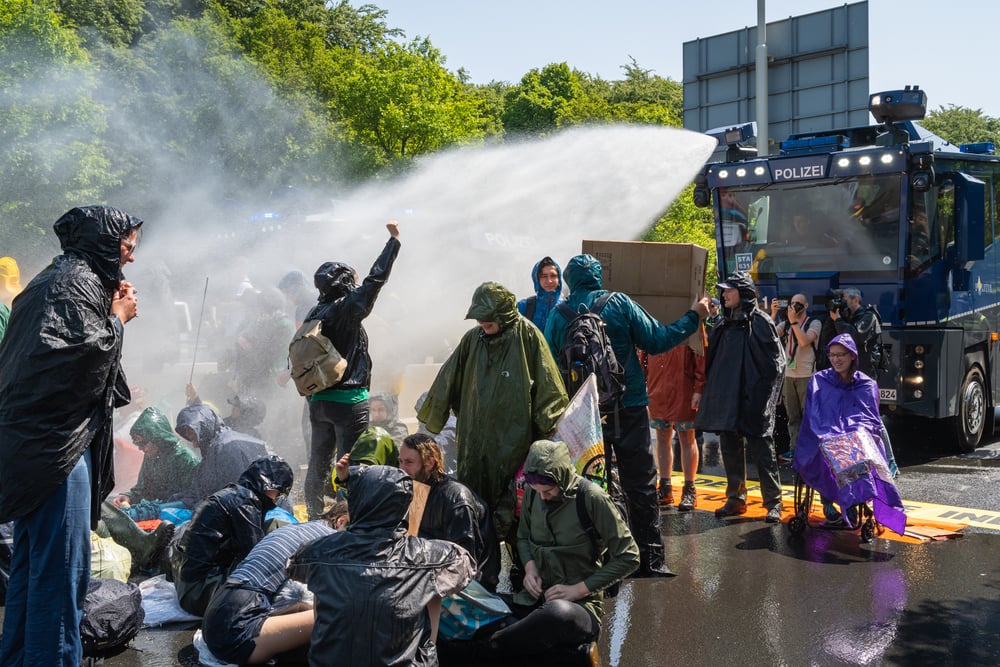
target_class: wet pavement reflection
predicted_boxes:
[24,511,994,666]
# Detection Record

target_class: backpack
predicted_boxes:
[288,318,347,397]
[575,478,629,599]
[523,295,537,323]
[866,306,890,379]
[80,578,145,657]
[555,293,625,415]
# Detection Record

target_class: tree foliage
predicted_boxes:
[0,0,701,269]
[921,104,1000,147]
[644,184,718,282]
[329,38,492,171]
[0,0,115,260]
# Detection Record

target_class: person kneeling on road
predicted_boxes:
[487,439,639,663]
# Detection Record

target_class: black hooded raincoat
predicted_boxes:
[289,465,474,666]
[694,272,785,438]
[0,206,142,528]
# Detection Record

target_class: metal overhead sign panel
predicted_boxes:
[682,1,870,149]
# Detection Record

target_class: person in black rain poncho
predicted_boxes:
[172,402,269,508]
[694,271,785,522]
[0,205,142,666]
[171,455,294,616]
[304,221,401,519]
[288,465,474,666]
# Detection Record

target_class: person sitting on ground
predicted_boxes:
[171,455,294,616]
[793,334,906,534]
[94,406,200,572]
[414,390,457,473]
[288,465,474,665]
[200,501,348,665]
[517,255,563,331]
[172,402,269,508]
[330,425,399,498]
[114,406,201,508]
[399,433,500,591]
[487,439,639,662]
[370,391,410,448]
[185,382,267,440]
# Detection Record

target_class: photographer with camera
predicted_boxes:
[771,294,822,463]
[826,287,899,477]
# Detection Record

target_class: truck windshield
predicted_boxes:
[718,173,902,279]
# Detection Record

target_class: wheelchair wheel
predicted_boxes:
[788,515,807,535]
[860,517,876,543]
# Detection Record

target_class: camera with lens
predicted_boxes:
[790,301,805,314]
[829,297,847,313]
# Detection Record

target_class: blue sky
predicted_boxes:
[358,1,1000,119]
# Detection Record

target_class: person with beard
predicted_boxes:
[0,206,142,665]
[171,456,294,616]
[303,221,401,519]
[695,271,786,523]
[417,282,568,553]
[398,433,499,591]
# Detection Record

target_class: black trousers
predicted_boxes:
[490,600,599,657]
[305,399,368,519]
[603,404,665,571]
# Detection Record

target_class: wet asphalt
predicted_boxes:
[6,426,1000,666]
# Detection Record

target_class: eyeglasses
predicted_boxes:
[120,238,137,255]
[828,352,852,360]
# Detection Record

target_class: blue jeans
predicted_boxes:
[0,449,92,666]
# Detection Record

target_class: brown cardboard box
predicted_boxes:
[581,240,708,352]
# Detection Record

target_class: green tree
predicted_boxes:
[501,63,608,135]
[0,0,115,262]
[330,38,491,171]
[56,0,147,48]
[97,14,334,213]
[921,104,1000,147]
[605,57,682,126]
[644,183,718,282]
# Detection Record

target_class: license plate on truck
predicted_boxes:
[879,388,897,402]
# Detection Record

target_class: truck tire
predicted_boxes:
[953,366,986,453]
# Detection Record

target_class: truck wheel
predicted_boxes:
[953,366,986,453]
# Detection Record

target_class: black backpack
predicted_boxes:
[575,478,629,599]
[555,293,625,414]
[80,578,145,657]
[866,306,890,379]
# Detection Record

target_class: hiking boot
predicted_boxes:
[677,483,697,512]
[714,500,747,518]
[765,505,784,524]
[144,521,176,571]
[577,640,600,667]
[657,482,673,506]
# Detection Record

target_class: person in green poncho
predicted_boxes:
[417,282,568,546]
[112,406,200,507]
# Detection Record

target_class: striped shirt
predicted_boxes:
[229,520,334,596]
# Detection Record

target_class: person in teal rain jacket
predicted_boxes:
[418,282,568,545]
[544,254,709,577]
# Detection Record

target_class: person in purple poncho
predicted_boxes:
[792,333,907,535]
